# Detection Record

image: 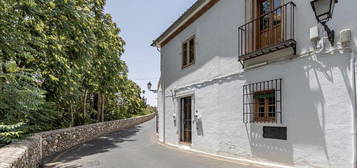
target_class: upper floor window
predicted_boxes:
[182,36,195,69]
[238,1,296,69]
[257,0,283,49]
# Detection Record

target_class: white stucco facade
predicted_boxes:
[156,0,357,167]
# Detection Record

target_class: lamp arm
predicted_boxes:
[149,89,158,94]
[322,23,335,46]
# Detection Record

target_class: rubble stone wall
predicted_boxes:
[0,113,156,168]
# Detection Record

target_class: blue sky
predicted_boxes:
[105,0,196,106]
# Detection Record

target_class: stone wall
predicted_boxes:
[0,135,42,168]
[0,113,156,168]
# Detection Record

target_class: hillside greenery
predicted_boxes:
[0,0,154,147]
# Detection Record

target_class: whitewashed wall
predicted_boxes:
[157,88,164,142]
[158,0,357,167]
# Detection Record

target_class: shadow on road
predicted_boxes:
[43,119,264,168]
[43,125,142,167]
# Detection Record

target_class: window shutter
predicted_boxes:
[182,42,188,67]
[189,38,195,64]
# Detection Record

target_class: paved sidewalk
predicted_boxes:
[43,119,264,168]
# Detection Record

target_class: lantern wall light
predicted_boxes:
[310,0,338,46]
[147,81,158,93]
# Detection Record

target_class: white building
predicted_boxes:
[152,0,357,167]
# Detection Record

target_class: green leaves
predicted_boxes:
[49,74,59,81]
[0,123,25,146]
[0,123,25,132]
[0,72,47,122]
[5,61,19,73]
[0,0,148,147]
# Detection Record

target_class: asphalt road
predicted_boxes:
[43,118,263,168]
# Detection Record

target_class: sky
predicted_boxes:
[104,0,196,106]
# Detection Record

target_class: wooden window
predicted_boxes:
[243,79,282,123]
[253,90,276,122]
[182,36,195,68]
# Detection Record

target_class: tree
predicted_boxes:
[0,0,148,146]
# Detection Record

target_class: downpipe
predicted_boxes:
[157,47,166,144]
[163,80,166,144]
[352,49,357,168]
[160,48,166,144]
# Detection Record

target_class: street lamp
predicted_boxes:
[310,0,338,46]
[147,81,157,93]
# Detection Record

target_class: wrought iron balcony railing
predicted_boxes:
[238,2,296,64]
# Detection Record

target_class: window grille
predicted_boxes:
[243,79,282,123]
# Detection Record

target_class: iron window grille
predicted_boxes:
[243,79,282,123]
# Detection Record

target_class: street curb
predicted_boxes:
[156,139,292,168]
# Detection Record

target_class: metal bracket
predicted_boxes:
[322,23,335,46]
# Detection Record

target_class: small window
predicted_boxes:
[243,79,282,123]
[182,36,195,68]
[253,90,276,122]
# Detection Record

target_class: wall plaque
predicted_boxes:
[263,126,287,140]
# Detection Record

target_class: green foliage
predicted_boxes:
[133,106,157,118]
[0,0,149,147]
[0,123,24,147]
[0,72,46,124]
[0,61,59,146]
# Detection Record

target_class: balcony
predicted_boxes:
[238,2,296,68]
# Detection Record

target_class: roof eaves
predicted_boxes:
[151,0,208,47]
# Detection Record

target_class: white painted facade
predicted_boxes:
[155,0,357,167]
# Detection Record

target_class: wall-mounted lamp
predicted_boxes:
[310,0,338,46]
[147,81,158,93]
[194,110,201,123]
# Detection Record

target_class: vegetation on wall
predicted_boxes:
[0,0,154,146]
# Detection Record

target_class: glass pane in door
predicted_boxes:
[181,97,192,143]
[273,0,282,26]
[260,0,271,31]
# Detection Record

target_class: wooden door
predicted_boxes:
[257,0,283,49]
[181,97,192,143]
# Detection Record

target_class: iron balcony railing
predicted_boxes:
[238,2,296,61]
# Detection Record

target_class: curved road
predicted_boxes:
[44,119,263,168]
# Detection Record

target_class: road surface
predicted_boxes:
[43,118,264,168]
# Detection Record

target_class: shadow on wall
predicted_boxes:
[243,52,351,166]
[246,125,293,165]
[196,119,204,136]
[175,71,245,93]
[172,51,352,166]
[43,125,142,168]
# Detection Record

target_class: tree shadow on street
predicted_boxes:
[42,125,142,168]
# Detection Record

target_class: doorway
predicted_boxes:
[256,0,283,49]
[180,97,192,144]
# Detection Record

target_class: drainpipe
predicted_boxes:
[162,78,166,144]
[352,49,357,168]
[158,47,166,144]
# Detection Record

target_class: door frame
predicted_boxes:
[176,91,195,145]
[255,0,284,50]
